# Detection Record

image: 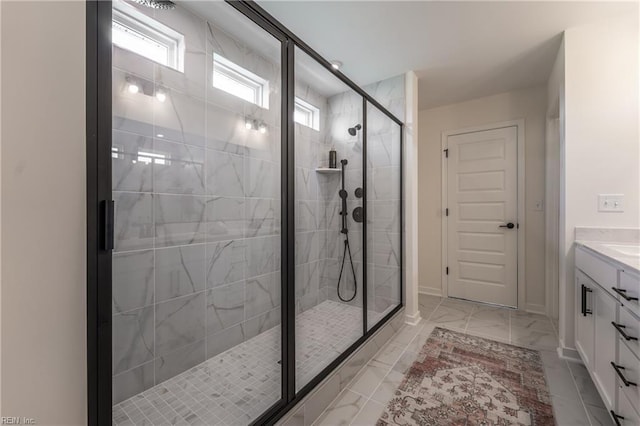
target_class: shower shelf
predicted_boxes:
[315,168,342,174]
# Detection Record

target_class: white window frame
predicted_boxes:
[112,0,185,72]
[294,97,320,131]
[213,53,269,109]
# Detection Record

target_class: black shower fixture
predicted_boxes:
[347,124,362,136]
[131,0,176,9]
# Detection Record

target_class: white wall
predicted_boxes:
[403,71,421,325]
[559,11,639,352]
[546,40,565,333]
[418,86,548,311]
[1,1,87,423]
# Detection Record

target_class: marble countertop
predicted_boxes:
[575,240,640,274]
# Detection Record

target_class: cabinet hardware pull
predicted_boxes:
[610,410,624,426]
[581,285,593,316]
[612,287,639,302]
[611,362,638,387]
[612,322,639,341]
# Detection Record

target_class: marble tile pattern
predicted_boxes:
[313,295,613,426]
[112,0,407,415]
[112,300,385,425]
[320,75,404,323]
[111,1,285,406]
[294,80,329,317]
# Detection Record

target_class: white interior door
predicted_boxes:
[446,126,518,307]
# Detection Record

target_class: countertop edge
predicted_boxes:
[575,240,640,275]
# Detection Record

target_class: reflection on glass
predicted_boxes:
[294,46,364,392]
[366,104,402,331]
[111,1,282,423]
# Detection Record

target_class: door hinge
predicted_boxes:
[102,199,115,252]
[446,267,449,275]
[444,148,449,158]
[445,208,449,217]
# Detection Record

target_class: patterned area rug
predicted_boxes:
[377,327,554,425]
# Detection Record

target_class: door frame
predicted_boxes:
[441,119,526,309]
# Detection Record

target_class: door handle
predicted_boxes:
[581,284,593,316]
[611,362,638,387]
[612,322,638,341]
[102,200,115,252]
[499,222,515,229]
[612,287,639,302]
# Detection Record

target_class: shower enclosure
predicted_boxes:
[87,1,403,424]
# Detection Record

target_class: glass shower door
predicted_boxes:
[294,46,365,391]
[366,103,402,330]
[110,1,283,423]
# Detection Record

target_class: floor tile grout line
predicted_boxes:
[565,358,596,426]
[315,336,399,426]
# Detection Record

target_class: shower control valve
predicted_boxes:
[352,206,364,223]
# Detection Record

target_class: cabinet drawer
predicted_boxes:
[616,307,640,359]
[576,246,618,297]
[619,271,640,318]
[613,388,640,426]
[616,336,640,409]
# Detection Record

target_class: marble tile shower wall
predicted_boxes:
[294,82,331,314]
[111,3,284,404]
[365,75,404,317]
[320,76,405,317]
[321,90,365,309]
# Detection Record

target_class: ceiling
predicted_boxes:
[258,1,637,109]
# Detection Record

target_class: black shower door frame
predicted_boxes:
[86,1,404,425]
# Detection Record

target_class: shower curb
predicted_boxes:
[276,308,406,426]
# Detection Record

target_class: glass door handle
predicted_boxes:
[499,222,515,229]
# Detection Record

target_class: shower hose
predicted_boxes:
[336,157,358,303]
[337,232,358,302]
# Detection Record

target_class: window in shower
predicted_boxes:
[213,53,270,108]
[294,97,320,130]
[112,1,184,71]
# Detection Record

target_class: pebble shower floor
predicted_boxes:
[112,300,387,425]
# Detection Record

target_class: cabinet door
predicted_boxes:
[592,284,617,409]
[576,269,595,369]
[613,385,640,426]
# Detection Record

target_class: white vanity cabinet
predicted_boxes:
[575,245,640,424]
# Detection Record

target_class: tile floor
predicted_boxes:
[314,294,613,426]
[112,300,387,425]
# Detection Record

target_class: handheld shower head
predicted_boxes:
[347,124,362,136]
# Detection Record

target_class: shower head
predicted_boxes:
[348,124,362,136]
[130,0,176,9]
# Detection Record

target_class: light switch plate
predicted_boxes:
[598,194,624,212]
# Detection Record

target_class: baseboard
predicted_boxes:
[525,303,547,315]
[557,346,582,363]
[419,286,442,297]
[405,310,422,326]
